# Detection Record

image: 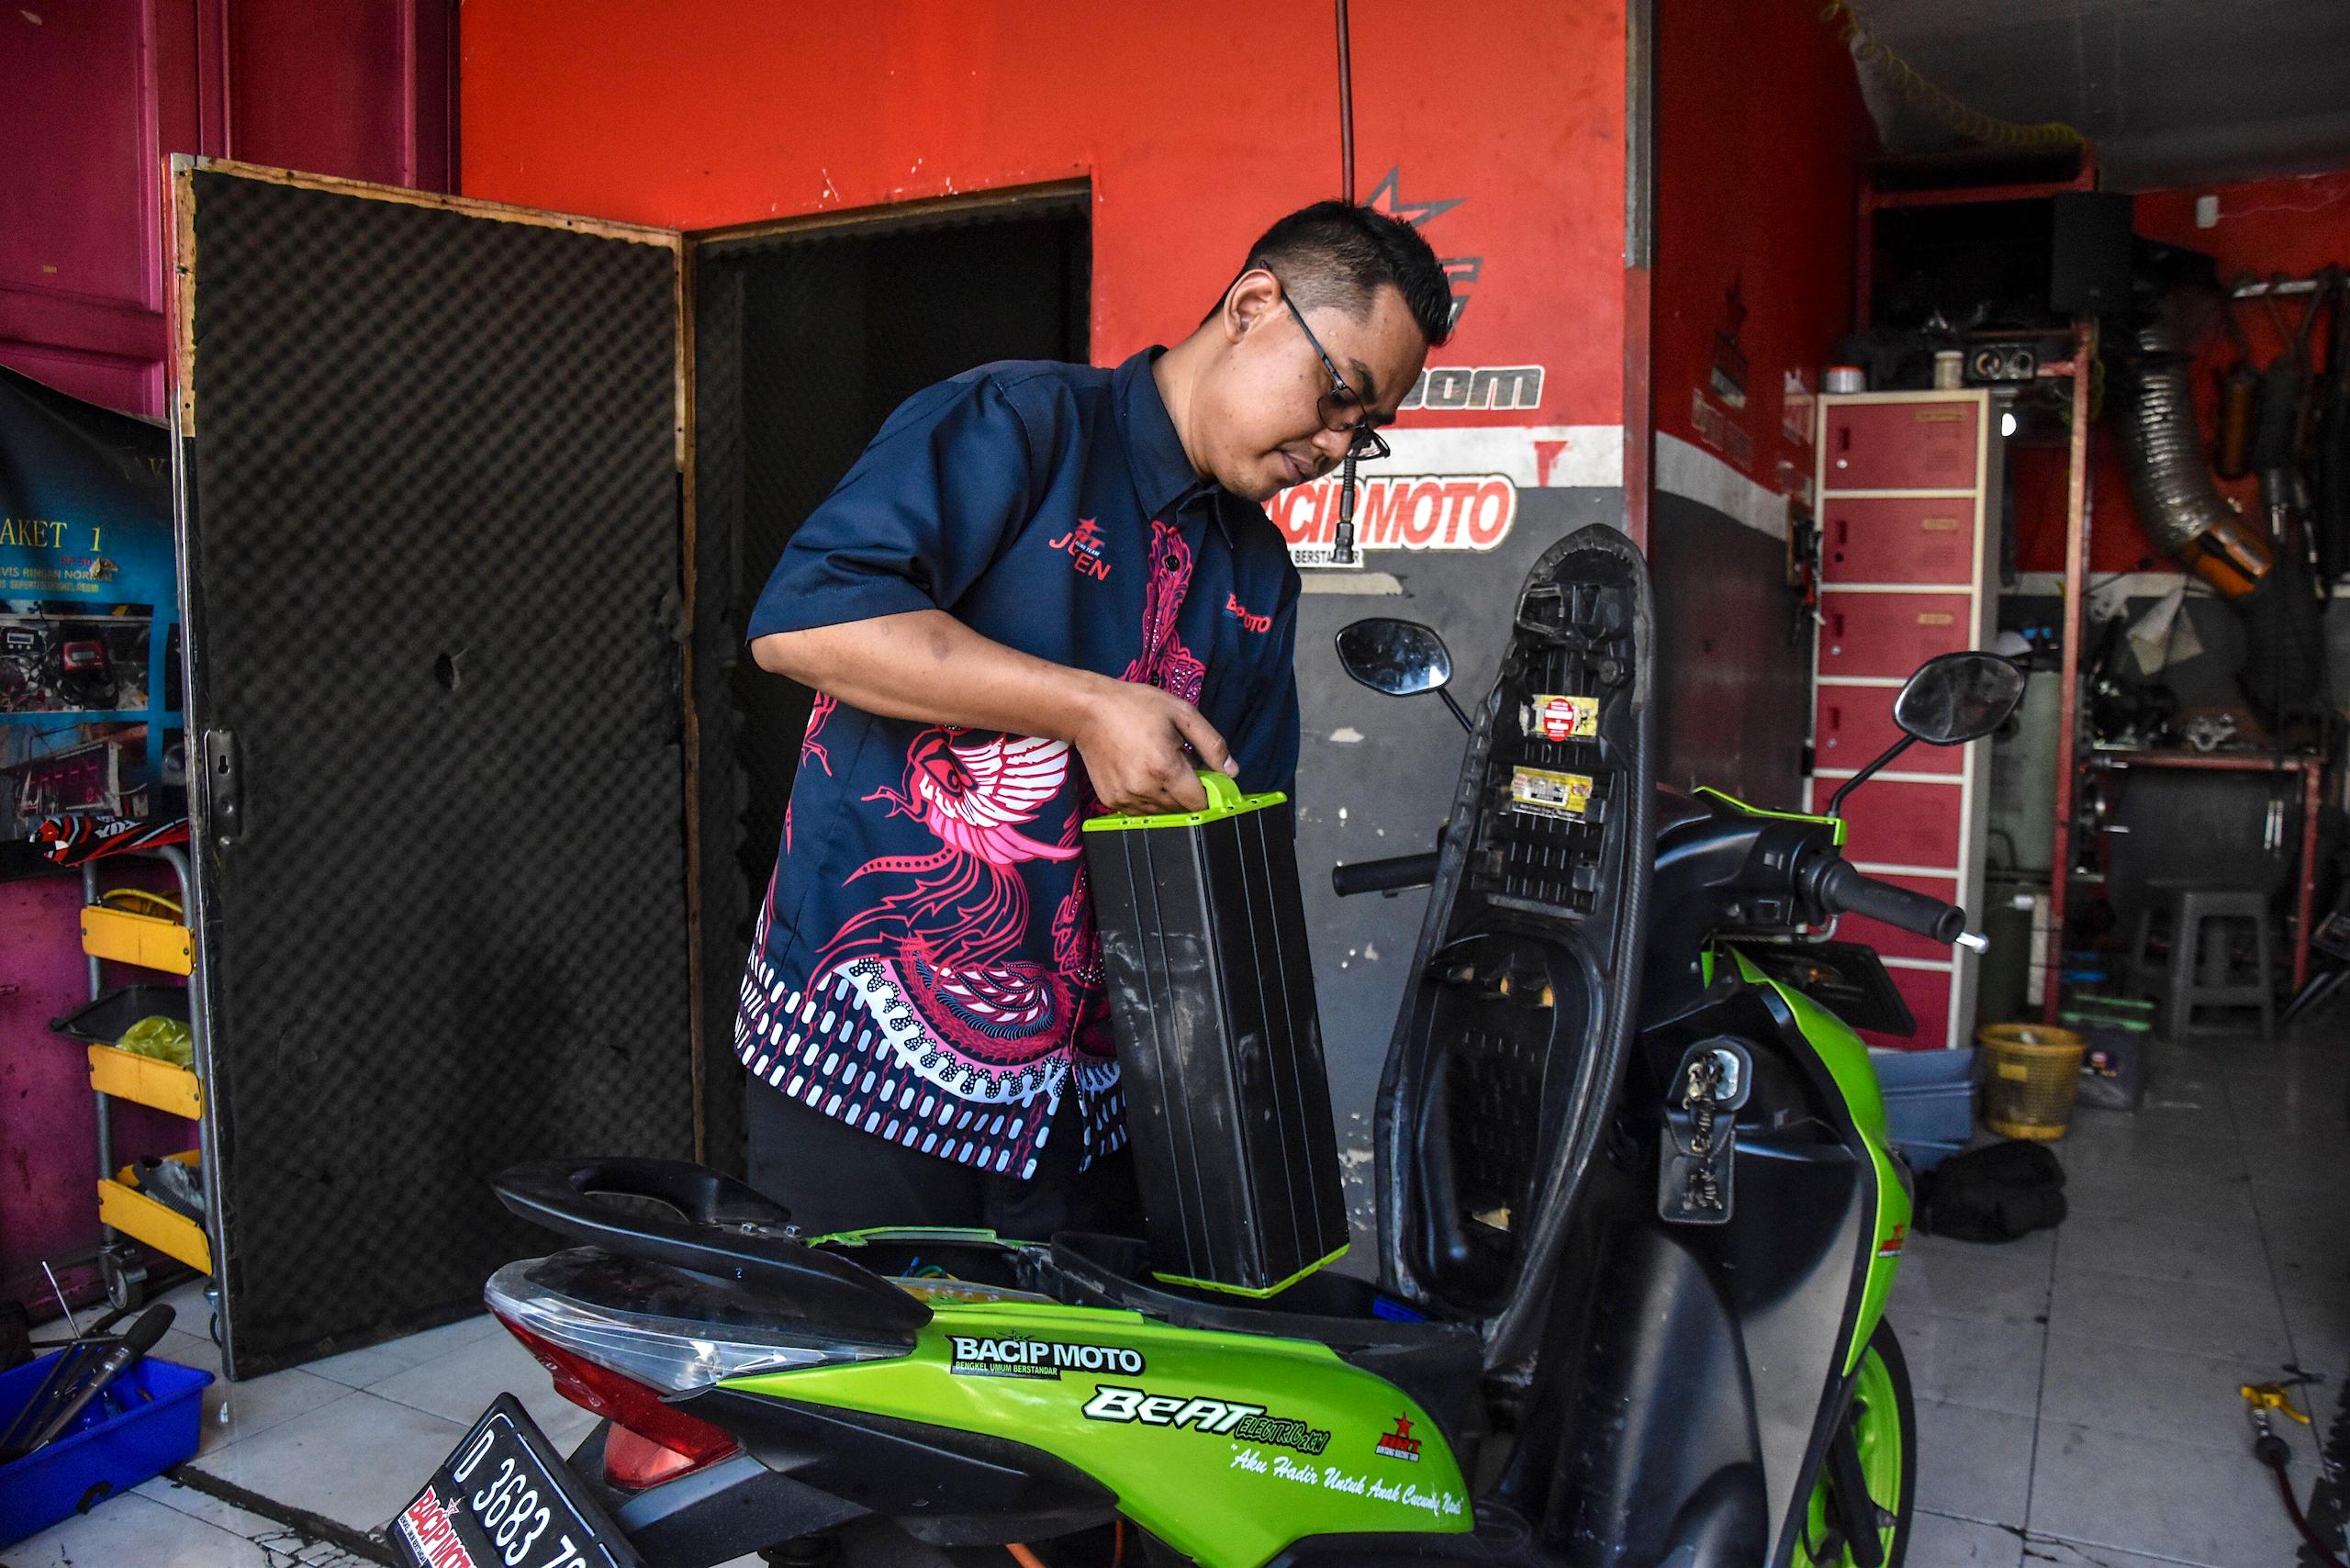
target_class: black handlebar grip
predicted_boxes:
[1817,859,1967,944]
[1332,852,1442,898]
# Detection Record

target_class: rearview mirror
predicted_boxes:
[1827,649,2026,816]
[1336,619,1453,698]
[1894,652,2027,746]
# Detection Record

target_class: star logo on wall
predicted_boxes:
[1363,167,1461,230]
[1362,167,1475,328]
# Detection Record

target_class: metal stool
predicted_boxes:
[2128,880,2277,1041]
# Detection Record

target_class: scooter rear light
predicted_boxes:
[484,1256,881,1393]
[602,1423,710,1491]
[494,1314,739,1485]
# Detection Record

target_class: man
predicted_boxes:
[736,201,1451,1238]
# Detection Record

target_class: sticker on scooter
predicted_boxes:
[1373,1415,1423,1462]
[1508,765,1593,820]
[1523,693,1597,742]
[950,1336,1145,1381]
[396,1484,480,1568]
[1081,1385,1332,1454]
[1083,1384,1260,1431]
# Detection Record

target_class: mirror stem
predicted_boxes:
[1825,734,1914,817]
[1437,689,1472,733]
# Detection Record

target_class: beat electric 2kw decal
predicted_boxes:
[1080,1385,1331,1455]
[949,1337,1146,1381]
[1080,1384,1465,1518]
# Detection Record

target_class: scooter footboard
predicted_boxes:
[1544,1224,1770,1568]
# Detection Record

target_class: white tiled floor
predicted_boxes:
[1898,1025,2348,1568]
[6,1027,2342,1567]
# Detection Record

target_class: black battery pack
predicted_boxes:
[1081,774,1348,1296]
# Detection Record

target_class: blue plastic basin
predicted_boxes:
[0,1349,213,1546]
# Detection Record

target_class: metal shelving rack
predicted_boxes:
[50,845,215,1310]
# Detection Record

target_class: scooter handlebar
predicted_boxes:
[1332,852,1441,898]
[1811,858,1967,945]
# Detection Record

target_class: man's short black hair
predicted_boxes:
[1232,201,1454,348]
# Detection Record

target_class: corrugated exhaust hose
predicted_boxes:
[2111,306,2322,719]
[2112,312,2270,596]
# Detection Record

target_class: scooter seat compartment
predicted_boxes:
[1049,1231,1470,1349]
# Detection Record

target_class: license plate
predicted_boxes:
[391,1394,643,1568]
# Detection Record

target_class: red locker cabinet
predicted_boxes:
[1809,390,2000,1052]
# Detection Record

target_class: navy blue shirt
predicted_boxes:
[734,349,1302,1179]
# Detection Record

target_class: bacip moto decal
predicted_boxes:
[949,1337,1146,1381]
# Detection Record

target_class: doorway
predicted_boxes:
[688,188,1092,1168]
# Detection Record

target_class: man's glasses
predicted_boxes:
[1278,287,1393,462]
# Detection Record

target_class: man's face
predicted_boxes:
[1193,271,1432,504]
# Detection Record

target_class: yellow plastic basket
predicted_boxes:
[1976,1024,2086,1140]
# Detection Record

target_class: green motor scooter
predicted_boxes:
[389,528,2022,1568]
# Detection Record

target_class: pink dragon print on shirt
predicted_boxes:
[782,692,836,856]
[735,522,1199,1178]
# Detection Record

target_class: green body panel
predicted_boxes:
[1081,769,1287,832]
[1692,785,1848,846]
[812,1225,1007,1248]
[728,1297,1470,1568]
[1157,1242,1349,1298]
[1728,948,1909,1375]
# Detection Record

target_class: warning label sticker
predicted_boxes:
[1525,694,1597,743]
[1509,766,1593,821]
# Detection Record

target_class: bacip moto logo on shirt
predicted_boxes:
[1080,1385,1332,1454]
[950,1336,1146,1381]
[1047,517,1113,580]
[1225,591,1272,633]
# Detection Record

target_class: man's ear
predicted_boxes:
[1223,268,1281,343]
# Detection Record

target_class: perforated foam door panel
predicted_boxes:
[172,162,693,1376]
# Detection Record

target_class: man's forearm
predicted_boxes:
[751,610,1106,743]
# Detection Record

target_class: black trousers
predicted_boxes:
[744,1078,1143,1242]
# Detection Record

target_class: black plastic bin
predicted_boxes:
[49,983,190,1045]
[1081,774,1348,1296]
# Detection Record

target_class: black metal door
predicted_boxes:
[169,160,694,1376]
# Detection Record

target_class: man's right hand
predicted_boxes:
[1074,679,1237,816]
[754,610,1239,815]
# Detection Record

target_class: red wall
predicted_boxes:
[2013,171,2350,574]
[0,0,453,420]
[458,0,1626,430]
[0,0,450,1314]
[1651,0,1874,491]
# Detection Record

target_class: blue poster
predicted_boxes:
[0,366,183,840]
